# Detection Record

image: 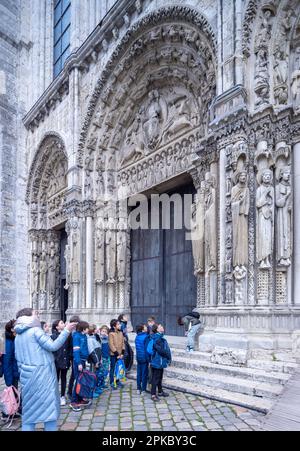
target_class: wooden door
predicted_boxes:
[130,183,197,336]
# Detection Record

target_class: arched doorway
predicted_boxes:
[26,135,68,321]
[131,180,197,335]
[73,6,217,325]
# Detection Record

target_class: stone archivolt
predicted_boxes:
[26,135,68,315]
[243,0,300,112]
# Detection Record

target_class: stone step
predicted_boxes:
[126,373,272,413]
[163,366,282,399]
[130,341,211,362]
[130,343,290,383]
[131,362,283,400]
[247,359,298,375]
[171,356,290,385]
[158,377,273,414]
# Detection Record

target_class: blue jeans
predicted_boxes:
[187,323,203,349]
[71,360,86,403]
[109,356,118,385]
[137,362,149,392]
[22,420,57,431]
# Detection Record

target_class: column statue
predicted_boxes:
[39,251,47,293]
[204,173,217,272]
[191,182,205,275]
[231,171,250,269]
[276,166,292,266]
[106,218,116,284]
[256,169,274,269]
[117,218,128,282]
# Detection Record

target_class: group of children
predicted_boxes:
[49,314,129,412]
[1,312,173,421]
[135,317,172,403]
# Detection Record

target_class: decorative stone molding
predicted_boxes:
[26,134,68,230]
[77,6,217,167]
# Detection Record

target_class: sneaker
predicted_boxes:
[158,391,169,397]
[117,381,124,388]
[70,403,84,412]
[151,395,160,402]
[60,396,66,406]
[137,389,142,395]
[80,399,92,407]
[189,348,195,353]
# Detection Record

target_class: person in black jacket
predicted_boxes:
[67,315,81,399]
[51,320,72,406]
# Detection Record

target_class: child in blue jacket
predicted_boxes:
[3,320,19,389]
[135,324,150,395]
[150,324,171,402]
[70,321,90,411]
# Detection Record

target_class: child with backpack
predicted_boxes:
[70,321,91,412]
[108,319,125,390]
[148,323,172,403]
[87,325,102,398]
[97,325,110,390]
[135,324,150,395]
[1,320,21,425]
[177,311,202,353]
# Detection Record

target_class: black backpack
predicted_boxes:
[188,311,200,320]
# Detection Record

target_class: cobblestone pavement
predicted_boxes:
[0,380,265,431]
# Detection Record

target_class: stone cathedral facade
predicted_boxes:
[1,0,300,364]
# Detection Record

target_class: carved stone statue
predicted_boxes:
[48,243,58,299]
[105,219,116,283]
[276,166,292,266]
[256,169,274,269]
[31,254,39,297]
[231,171,250,269]
[163,95,193,141]
[254,48,269,107]
[64,244,71,290]
[191,182,205,275]
[117,218,128,282]
[120,108,145,166]
[273,48,288,105]
[39,252,47,293]
[142,90,162,150]
[291,70,300,112]
[72,225,80,282]
[204,173,217,272]
[95,224,105,284]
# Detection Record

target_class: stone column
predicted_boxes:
[219,146,227,304]
[86,216,93,309]
[294,142,300,304]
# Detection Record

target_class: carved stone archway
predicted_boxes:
[243,0,300,111]
[26,134,68,319]
[70,6,217,323]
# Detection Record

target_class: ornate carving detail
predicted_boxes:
[77,6,217,166]
[242,0,259,57]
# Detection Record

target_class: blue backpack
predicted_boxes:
[146,338,155,360]
[113,359,126,387]
[76,370,97,399]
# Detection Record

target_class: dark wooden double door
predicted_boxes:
[131,184,197,336]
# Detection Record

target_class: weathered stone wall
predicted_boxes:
[0,0,29,327]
